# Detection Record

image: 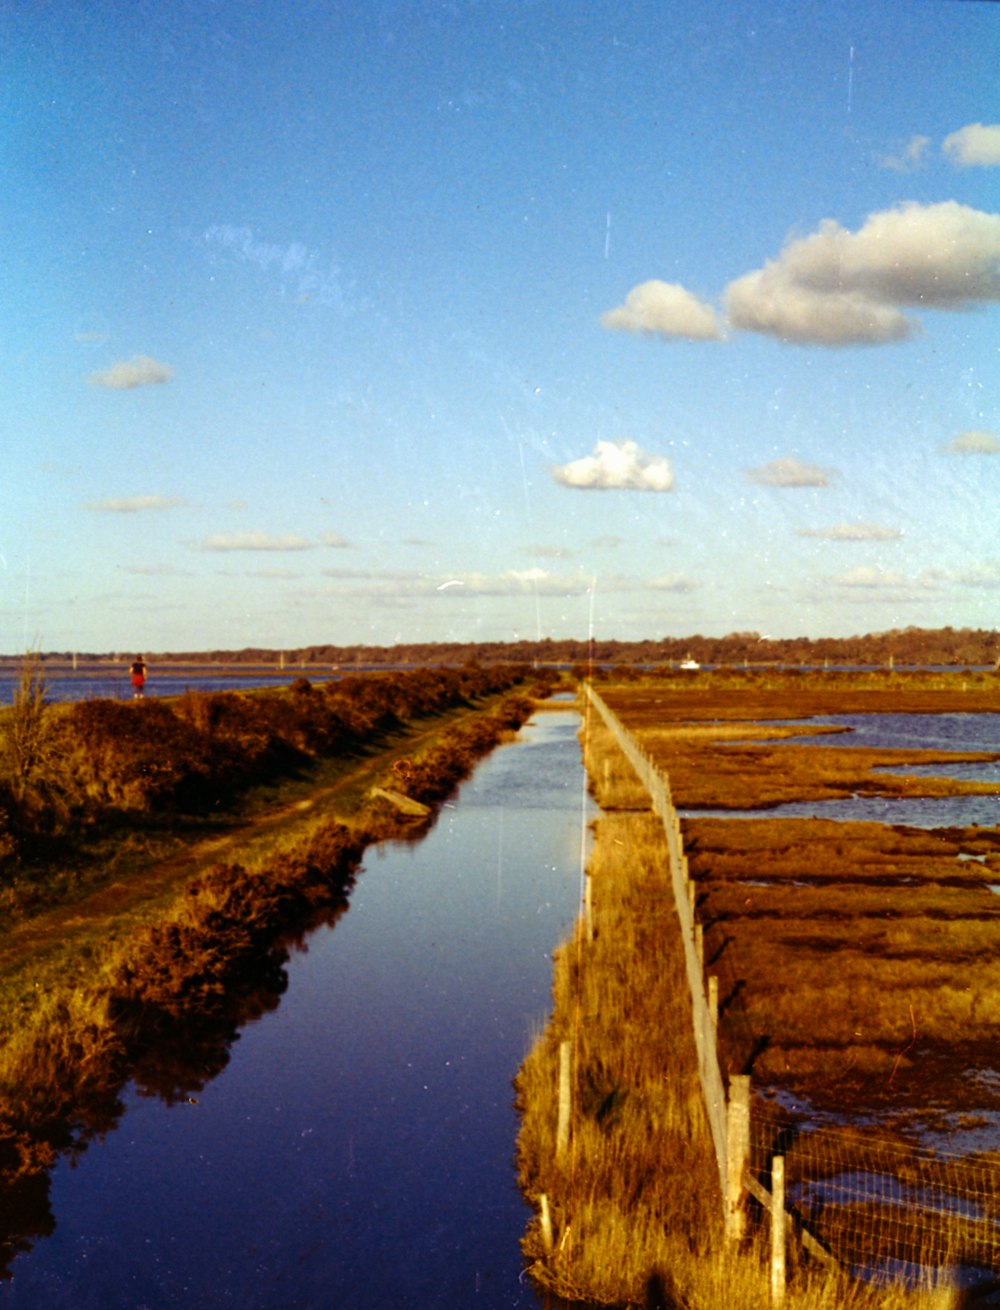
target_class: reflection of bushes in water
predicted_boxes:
[0,820,363,1280]
[0,946,307,1280]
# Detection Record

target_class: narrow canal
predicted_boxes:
[3,708,593,1309]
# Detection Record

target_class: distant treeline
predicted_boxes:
[26,626,999,670]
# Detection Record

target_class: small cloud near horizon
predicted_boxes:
[87,355,174,389]
[945,429,999,454]
[320,531,352,547]
[798,522,902,541]
[526,544,575,560]
[552,439,674,492]
[85,495,187,513]
[746,458,835,487]
[199,531,314,552]
[831,566,917,590]
[601,280,724,341]
[647,573,698,593]
[943,123,1000,167]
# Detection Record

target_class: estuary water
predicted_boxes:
[0,709,592,1309]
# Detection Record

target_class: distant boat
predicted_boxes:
[679,658,700,671]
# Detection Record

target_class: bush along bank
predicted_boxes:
[0,662,544,868]
[0,684,543,1277]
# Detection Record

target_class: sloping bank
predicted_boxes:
[0,675,546,1259]
[513,701,955,1310]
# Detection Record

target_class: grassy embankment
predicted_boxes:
[0,662,554,1269]
[516,671,998,1307]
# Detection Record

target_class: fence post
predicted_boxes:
[540,1193,554,1254]
[556,1040,572,1161]
[726,1075,751,1244]
[771,1156,786,1306]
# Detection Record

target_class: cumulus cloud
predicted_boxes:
[200,531,313,552]
[87,355,174,388]
[552,440,674,492]
[84,495,186,513]
[745,458,834,487]
[600,279,725,340]
[798,522,903,540]
[945,429,1000,454]
[725,201,1000,346]
[943,123,1000,168]
[880,135,931,173]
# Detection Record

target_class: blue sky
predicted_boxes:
[3,0,998,653]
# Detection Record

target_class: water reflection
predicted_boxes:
[0,711,589,1308]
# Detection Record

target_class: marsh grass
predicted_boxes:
[516,806,958,1308]
[516,678,991,1307]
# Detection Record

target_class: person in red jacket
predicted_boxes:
[130,655,147,699]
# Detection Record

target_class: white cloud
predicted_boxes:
[321,531,352,547]
[84,495,186,513]
[552,439,674,492]
[526,544,575,560]
[647,573,698,593]
[832,566,915,590]
[945,429,1000,454]
[880,135,931,173]
[745,458,834,487]
[725,201,1000,346]
[943,123,1000,168]
[601,280,724,340]
[798,522,903,540]
[199,531,314,552]
[87,355,174,388]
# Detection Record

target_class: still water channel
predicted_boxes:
[2,709,593,1309]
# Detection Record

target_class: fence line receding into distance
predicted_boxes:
[582,683,1000,1297]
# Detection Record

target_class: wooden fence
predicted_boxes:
[583,684,832,1299]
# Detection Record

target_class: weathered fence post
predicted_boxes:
[771,1156,786,1306]
[540,1193,554,1254]
[556,1040,572,1161]
[726,1075,751,1243]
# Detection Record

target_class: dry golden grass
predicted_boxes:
[516,681,997,1306]
[516,805,960,1308]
